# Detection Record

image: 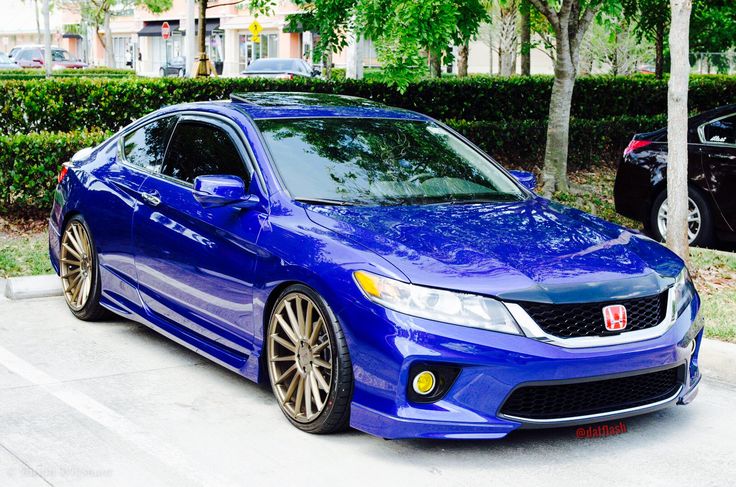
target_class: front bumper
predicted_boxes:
[344,296,703,440]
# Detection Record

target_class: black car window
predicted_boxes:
[122,116,177,172]
[703,115,736,145]
[162,121,249,185]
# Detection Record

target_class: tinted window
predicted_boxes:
[122,116,177,172]
[257,118,525,205]
[162,121,249,185]
[703,115,736,145]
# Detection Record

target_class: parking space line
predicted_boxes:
[0,344,234,487]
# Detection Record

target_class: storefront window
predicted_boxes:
[238,32,279,72]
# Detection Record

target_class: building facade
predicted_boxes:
[0,0,554,76]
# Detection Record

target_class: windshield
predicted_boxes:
[51,49,72,61]
[257,118,526,205]
[246,59,303,73]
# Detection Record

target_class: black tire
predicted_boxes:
[649,188,714,247]
[60,215,111,321]
[266,284,353,434]
[178,68,184,77]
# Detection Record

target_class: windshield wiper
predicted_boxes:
[294,197,357,206]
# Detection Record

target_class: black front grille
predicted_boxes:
[500,366,683,420]
[519,292,668,338]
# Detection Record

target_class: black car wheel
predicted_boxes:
[60,215,111,321]
[266,284,353,434]
[178,68,184,77]
[649,189,714,246]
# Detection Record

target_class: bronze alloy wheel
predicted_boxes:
[267,292,335,424]
[60,220,94,311]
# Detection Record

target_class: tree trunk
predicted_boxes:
[541,30,577,195]
[655,24,665,79]
[42,0,51,77]
[34,0,42,44]
[323,51,332,79]
[104,10,115,68]
[429,51,442,77]
[458,43,469,77]
[498,2,519,76]
[666,0,692,262]
[520,0,531,75]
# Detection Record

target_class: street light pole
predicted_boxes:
[42,0,51,77]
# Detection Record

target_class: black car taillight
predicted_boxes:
[624,139,652,156]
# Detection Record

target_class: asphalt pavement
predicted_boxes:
[0,296,734,487]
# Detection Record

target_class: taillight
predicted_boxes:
[624,139,652,156]
[58,163,70,183]
[288,73,294,80]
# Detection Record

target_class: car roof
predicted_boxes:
[228,92,428,121]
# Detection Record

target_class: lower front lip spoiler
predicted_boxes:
[500,385,683,429]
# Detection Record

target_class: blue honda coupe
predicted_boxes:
[49,92,703,439]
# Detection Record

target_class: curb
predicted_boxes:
[699,338,736,387]
[1,277,734,386]
[3,274,62,300]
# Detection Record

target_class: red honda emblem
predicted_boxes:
[603,304,627,331]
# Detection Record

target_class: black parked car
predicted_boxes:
[615,104,736,246]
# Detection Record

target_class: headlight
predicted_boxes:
[671,267,695,319]
[353,271,522,334]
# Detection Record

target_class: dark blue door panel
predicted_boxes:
[133,175,263,354]
[84,152,149,307]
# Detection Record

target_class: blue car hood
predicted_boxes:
[305,198,684,303]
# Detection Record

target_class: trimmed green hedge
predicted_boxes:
[448,114,668,171]
[0,130,109,209]
[1,75,733,134]
[0,115,668,210]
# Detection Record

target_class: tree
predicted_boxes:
[256,0,487,88]
[527,0,610,195]
[622,0,668,78]
[520,0,532,74]
[494,0,520,76]
[666,0,691,261]
[63,0,171,67]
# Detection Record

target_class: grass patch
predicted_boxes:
[0,233,53,278]
[691,247,736,342]
[553,167,642,230]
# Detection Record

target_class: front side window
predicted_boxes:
[702,115,736,145]
[122,116,177,172]
[52,49,71,61]
[257,118,526,205]
[162,121,249,185]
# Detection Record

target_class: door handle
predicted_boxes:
[141,191,161,206]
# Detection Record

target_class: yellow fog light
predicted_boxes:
[412,371,436,396]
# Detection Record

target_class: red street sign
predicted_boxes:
[162,22,171,40]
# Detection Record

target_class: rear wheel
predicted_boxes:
[60,216,110,321]
[649,189,714,247]
[266,285,353,434]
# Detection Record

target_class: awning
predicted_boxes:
[138,20,180,37]
[178,19,221,36]
[62,33,82,39]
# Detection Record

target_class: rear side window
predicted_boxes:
[122,116,177,172]
[162,121,249,185]
[702,115,736,145]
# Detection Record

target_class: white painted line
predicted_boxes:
[0,344,235,486]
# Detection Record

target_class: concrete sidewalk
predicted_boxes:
[0,296,735,487]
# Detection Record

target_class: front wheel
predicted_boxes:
[266,285,353,434]
[60,216,110,321]
[649,189,714,247]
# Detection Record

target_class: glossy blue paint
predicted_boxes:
[509,170,537,192]
[49,95,702,439]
